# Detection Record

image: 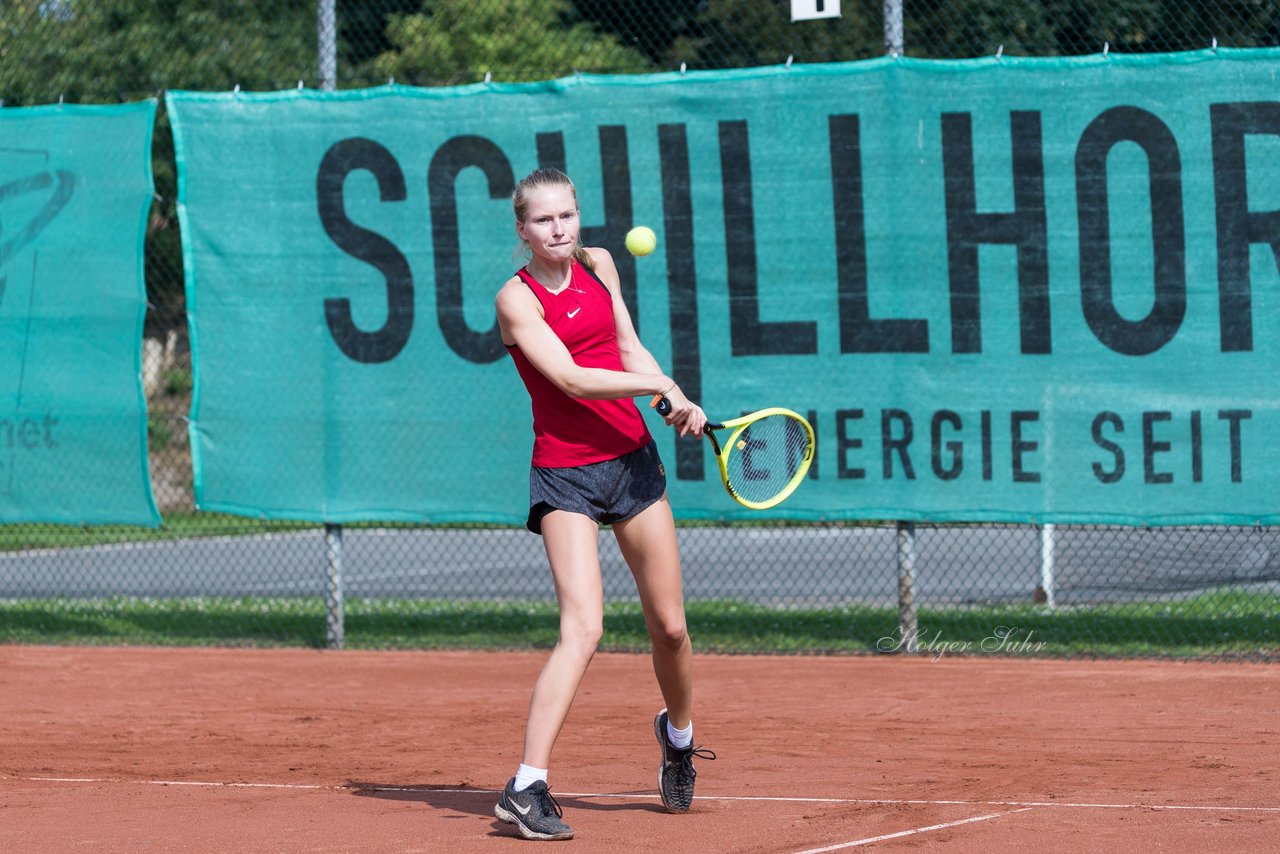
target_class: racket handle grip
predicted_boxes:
[650,395,672,416]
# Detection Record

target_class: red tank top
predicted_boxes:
[506,261,651,467]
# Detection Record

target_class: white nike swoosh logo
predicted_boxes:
[567,307,581,318]
[513,800,532,816]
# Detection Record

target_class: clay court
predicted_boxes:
[1,645,1275,852]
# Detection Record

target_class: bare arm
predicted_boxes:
[495,276,671,401]
[584,248,707,437]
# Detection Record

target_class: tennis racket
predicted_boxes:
[652,396,815,510]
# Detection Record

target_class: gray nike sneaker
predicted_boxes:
[654,709,717,813]
[495,777,574,841]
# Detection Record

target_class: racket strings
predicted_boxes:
[723,414,812,504]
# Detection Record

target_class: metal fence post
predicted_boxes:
[317,1,341,648]
[896,521,919,654]
[1040,523,1056,608]
[324,522,345,649]
[883,0,904,55]
[317,0,337,91]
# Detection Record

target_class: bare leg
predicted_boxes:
[612,495,693,729]
[520,510,605,769]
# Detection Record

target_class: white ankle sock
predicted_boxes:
[513,763,547,792]
[666,718,693,749]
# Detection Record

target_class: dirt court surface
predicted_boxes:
[1,645,1277,852]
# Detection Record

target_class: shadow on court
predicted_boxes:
[345,781,666,819]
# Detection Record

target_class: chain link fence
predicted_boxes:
[2,1,1278,656]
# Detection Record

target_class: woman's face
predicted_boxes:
[517,184,580,264]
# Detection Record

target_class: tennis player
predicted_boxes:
[492,167,714,841]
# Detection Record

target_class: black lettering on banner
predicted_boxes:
[0,170,76,295]
[589,128,636,319]
[658,124,705,480]
[739,416,771,481]
[1,415,58,449]
[42,413,58,448]
[930,410,963,480]
[1143,410,1174,484]
[1010,410,1041,483]
[806,408,820,479]
[1076,106,1186,356]
[428,135,513,364]
[1219,409,1250,483]
[830,114,928,353]
[719,120,818,356]
[980,410,993,481]
[1190,410,1203,483]
[536,127,638,321]
[1210,102,1280,352]
[881,409,915,480]
[942,111,1049,354]
[836,409,865,479]
[535,133,565,171]
[1091,411,1125,483]
[316,138,414,364]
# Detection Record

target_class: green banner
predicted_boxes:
[169,49,1280,525]
[0,101,159,526]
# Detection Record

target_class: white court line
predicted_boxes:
[25,776,329,790]
[791,807,1035,853]
[10,776,1280,813]
[713,795,1280,814]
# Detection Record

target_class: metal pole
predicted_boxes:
[883,0,910,655]
[324,522,345,649]
[317,0,337,91]
[883,0,904,56]
[316,2,341,650]
[896,521,919,654]
[1040,523,1056,608]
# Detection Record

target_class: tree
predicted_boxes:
[905,0,1280,58]
[665,0,882,69]
[1043,0,1278,54]
[569,0,705,66]
[0,1,316,330]
[337,0,424,70]
[357,0,654,87]
[902,0,1057,57]
[0,1,315,104]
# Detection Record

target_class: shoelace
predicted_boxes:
[537,785,565,820]
[672,745,717,789]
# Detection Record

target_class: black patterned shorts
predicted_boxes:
[527,440,667,535]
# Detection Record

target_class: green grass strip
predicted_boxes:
[1,591,1276,658]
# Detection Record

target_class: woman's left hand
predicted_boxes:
[662,384,708,438]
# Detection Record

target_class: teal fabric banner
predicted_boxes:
[169,49,1280,525]
[0,101,159,526]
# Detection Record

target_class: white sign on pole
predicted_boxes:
[791,0,841,21]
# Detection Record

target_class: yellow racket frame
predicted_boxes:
[708,408,815,510]
[652,396,815,510]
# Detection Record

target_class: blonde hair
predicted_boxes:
[512,167,594,269]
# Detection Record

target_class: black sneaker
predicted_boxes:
[495,777,574,841]
[654,709,716,814]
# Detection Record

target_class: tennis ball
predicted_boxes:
[625,225,657,257]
